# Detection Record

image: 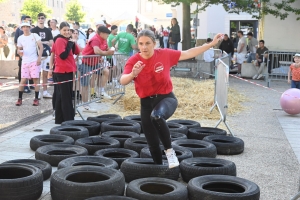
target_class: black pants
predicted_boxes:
[52,72,57,110]
[140,92,178,164]
[55,72,74,124]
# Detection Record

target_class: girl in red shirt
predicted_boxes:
[50,22,80,124]
[120,30,222,168]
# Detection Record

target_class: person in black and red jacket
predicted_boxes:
[49,22,80,124]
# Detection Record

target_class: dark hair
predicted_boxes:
[0,26,5,33]
[237,30,243,35]
[137,29,156,43]
[133,28,137,37]
[224,34,228,37]
[38,13,46,18]
[59,21,70,30]
[259,40,265,44]
[127,24,134,32]
[47,20,51,27]
[25,15,31,19]
[171,18,178,26]
[111,25,118,31]
[206,38,212,43]
[247,32,253,36]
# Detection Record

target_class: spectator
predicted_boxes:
[50,19,59,38]
[31,13,53,98]
[252,40,269,80]
[170,18,181,50]
[162,28,169,49]
[288,53,300,89]
[135,16,139,29]
[246,32,258,63]
[203,38,214,62]
[159,25,164,48]
[86,28,94,40]
[219,34,234,56]
[236,30,247,77]
[49,22,80,124]
[80,26,114,112]
[15,22,43,106]
[107,25,118,85]
[120,30,222,168]
[0,26,8,58]
[111,24,137,56]
[88,21,105,42]
[72,22,86,43]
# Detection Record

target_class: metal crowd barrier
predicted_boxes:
[74,53,128,119]
[210,53,234,136]
[265,51,298,87]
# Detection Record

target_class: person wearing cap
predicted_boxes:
[111,24,137,56]
[252,40,268,80]
[15,22,43,106]
[80,26,114,112]
[288,54,300,89]
[246,32,258,63]
[73,22,86,43]
[88,20,105,42]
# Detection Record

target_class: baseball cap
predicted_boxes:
[293,53,300,57]
[95,20,105,26]
[111,25,118,30]
[73,21,80,26]
[98,26,111,34]
[20,22,31,28]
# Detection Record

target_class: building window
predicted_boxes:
[61,1,63,8]
[146,2,152,12]
[53,0,55,7]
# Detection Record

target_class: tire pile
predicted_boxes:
[0,114,260,200]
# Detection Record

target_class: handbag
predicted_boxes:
[3,45,10,58]
[32,34,50,57]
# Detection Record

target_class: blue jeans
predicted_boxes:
[247,53,256,63]
[291,80,300,89]
[173,42,178,50]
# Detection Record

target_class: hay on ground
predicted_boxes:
[103,77,246,121]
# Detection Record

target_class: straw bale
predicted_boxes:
[102,77,246,121]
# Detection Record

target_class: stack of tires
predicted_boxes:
[0,115,259,200]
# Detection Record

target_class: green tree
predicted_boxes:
[65,0,85,22]
[21,0,52,23]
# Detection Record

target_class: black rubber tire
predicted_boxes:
[168,119,201,129]
[50,166,125,200]
[101,131,140,147]
[101,120,141,134]
[75,136,120,155]
[170,132,187,141]
[188,175,260,200]
[57,156,119,170]
[126,177,188,200]
[35,144,88,166]
[29,134,74,151]
[180,157,237,182]
[120,158,180,183]
[0,163,43,200]
[172,139,217,158]
[62,120,101,136]
[87,114,122,124]
[123,115,143,132]
[188,127,227,140]
[2,159,52,180]
[140,145,193,162]
[167,122,188,135]
[124,137,148,153]
[86,196,137,200]
[50,125,89,141]
[95,148,139,168]
[203,135,244,155]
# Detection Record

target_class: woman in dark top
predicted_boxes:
[170,18,181,50]
[86,28,94,40]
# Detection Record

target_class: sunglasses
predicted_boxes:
[38,17,45,20]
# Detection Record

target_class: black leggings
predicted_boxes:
[140,92,178,164]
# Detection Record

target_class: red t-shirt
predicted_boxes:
[82,34,108,66]
[52,37,79,73]
[123,48,181,98]
[290,64,300,81]
[163,30,169,37]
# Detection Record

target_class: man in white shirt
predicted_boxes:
[16,22,43,106]
[203,38,214,62]
[88,20,105,42]
[236,30,247,76]
[50,19,59,38]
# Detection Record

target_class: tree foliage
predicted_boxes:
[65,0,85,22]
[21,0,52,23]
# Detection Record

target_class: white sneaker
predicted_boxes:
[236,73,241,77]
[252,74,258,80]
[82,105,97,113]
[164,148,179,169]
[101,91,111,99]
[43,91,52,99]
[257,74,263,79]
[38,92,41,100]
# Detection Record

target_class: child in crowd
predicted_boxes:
[288,53,300,89]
